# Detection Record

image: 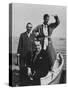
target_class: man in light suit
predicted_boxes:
[32,14,60,66]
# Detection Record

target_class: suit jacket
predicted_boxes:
[17,32,33,67]
[26,48,52,79]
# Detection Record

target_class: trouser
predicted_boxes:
[47,42,56,66]
[20,67,32,86]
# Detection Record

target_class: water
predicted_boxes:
[52,38,66,70]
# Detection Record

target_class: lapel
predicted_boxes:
[32,50,43,63]
[40,24,43,34]
[40,24,49,35]
[25,32,29,39]
[25,32,31,41]
[32,50,39,63]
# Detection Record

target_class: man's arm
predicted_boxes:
[17,34,23,54]
[49,15,60,30]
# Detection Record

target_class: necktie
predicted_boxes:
[43,25,48,50]
[43,25,48,36]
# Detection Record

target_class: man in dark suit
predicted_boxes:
[26,39,52,85]
[17,22,33,66]
[17,22,33,86]
[32,14,60,66]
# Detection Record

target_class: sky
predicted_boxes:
[12,3,66,38]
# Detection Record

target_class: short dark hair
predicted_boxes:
[43,14,49,19]
[26,22,32,27]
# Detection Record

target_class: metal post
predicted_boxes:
[17,53,20,66]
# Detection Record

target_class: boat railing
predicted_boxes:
[40,52,64,85]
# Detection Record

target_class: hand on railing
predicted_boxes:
[16,53,20,66]
[27,67,32,76]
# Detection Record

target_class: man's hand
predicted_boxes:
[52,15,58,19]
[27,67,32,76]
[54,15,58,19]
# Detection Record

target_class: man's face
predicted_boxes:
[26,24,32,33]
[44,16,49,25]
[34,40,42,52]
